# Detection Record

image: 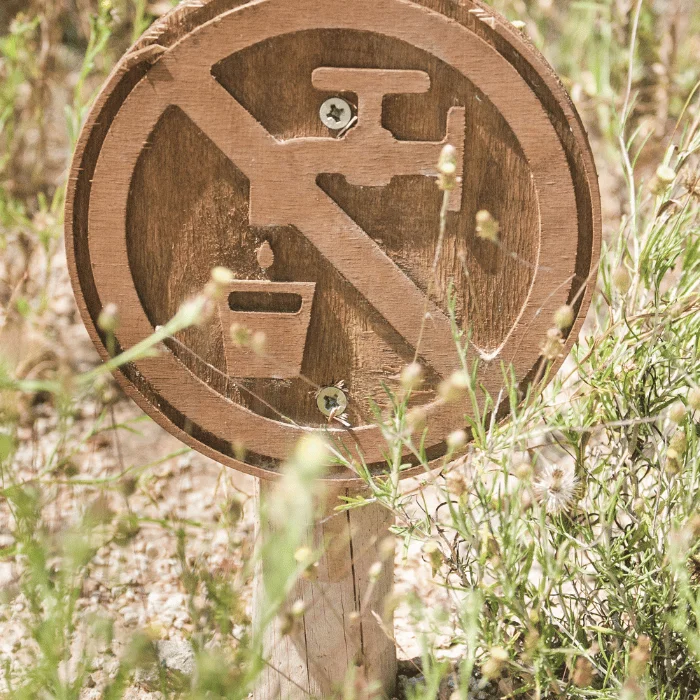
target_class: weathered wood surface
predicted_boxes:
[254,482,397,699]
[65,0,601,481]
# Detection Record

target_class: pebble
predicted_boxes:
[156,639,195,675]
[0,563,15,587]
[122,607,139,627]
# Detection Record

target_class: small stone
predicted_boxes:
[0,562,15,587]
[122,607,139,627]
[164,593,186,611]
[156,639,195,676]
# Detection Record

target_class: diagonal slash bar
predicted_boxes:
[170,74,464,377]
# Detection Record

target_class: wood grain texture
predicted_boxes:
[254,481,397,699]
[65,0,601,482]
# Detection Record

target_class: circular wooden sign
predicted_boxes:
[66,0,600,482]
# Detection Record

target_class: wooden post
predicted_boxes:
[254,481,397,699]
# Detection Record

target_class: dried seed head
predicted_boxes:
[294,434,330,471]
[223,493,244,525]
[400,361,423,391]
[523,629,540,658]
[682,169,700,199]
[620,679,644,700]
[405,406,427,432]
[294,546,314,566]
[97,303,119,333]
[533,463,579,514]
[514,460,532,480]
[368,561,383,582]
[479,525,500,561]
[230,322,252,347]
[541,327,564,361]
[211,266,235,286]
[379,536,396,560]
[650,164,676,194]
[250,330,266,355]
[629,635,651,679]
[422,540,443,576]
[665,447,682,475]
[204,267,235,303]
[178,297,207,326]
[572,657,594,688]
[688,386,700,412]
[553,304,574,330]
[669,428,688,455]
[447,429,468,450]
[686,514,700,539]
[612,265,632,295]
[437,144,459,191]
[445,470,467,496]
[279,611,296,636]
[232,440,247,461]
[475,209,500,242]
[482,646,509,680]
[668,401,687,424]
[438,369,472,402]
[86,494,115,526]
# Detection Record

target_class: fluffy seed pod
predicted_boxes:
[541,327,564,361]
[97,303,119,333]
[447,429,468,450]
[668,401,687,424]
[612,265,632,295]
[475,209,500,242]
[481,646,509,680]
[650,164,676,195]
[437,144,459,191]
[553,304,574,330]
[688,387,700,412]
[400,361,423,391]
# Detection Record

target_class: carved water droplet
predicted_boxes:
[256,240,275,270]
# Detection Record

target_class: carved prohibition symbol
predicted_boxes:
[217,66,466,380]
[67,0,601,481]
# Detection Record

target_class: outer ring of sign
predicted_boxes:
[66,0,601,483]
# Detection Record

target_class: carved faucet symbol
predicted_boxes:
[311,68,465,194]
[220,67,467,379]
